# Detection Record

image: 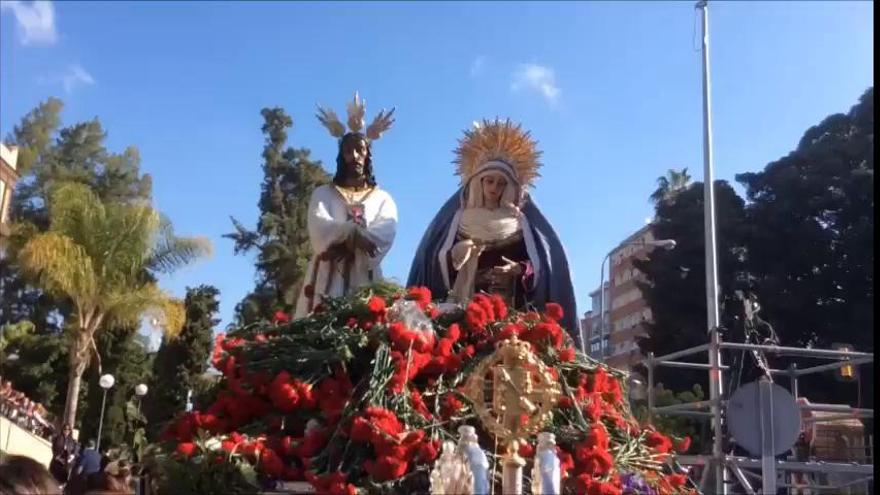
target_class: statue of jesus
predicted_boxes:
[294,93,398,318]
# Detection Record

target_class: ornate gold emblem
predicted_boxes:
[463,336,561,494]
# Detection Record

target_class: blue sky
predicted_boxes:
[1,1,874,335]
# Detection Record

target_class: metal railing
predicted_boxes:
[642,338,874,494]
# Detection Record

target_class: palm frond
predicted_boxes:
[18,232,99,307]
[147,215,212,274]
[103,284,184,338]
[98,202,160,278]
[47,182,107,242]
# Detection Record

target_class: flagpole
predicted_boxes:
[695,1,726,493]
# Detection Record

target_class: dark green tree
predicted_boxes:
[79,327,153,448]
[226,108,329,324]
[736,87,873,407]
[737,88,873,351]
[145,285,220,439]
[634,180,750,392]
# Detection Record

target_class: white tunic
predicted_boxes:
[294,184,397,318]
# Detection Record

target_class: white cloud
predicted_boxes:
[511,63,561,105]
[62,64,94,92]
[38,63,95,93]
[0,1,57,46]
[470,55,486,77]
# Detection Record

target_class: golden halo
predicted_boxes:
[453,118,542,188]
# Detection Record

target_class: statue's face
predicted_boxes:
[481,172,507,207]
[342,136,368,178]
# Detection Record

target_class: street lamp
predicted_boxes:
[597,239,676,359]
[96,373,115,451]
[134,383,148,414]
[627,375,647,401]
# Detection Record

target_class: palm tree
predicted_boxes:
[15,182,211,427]
[650,168,692,206]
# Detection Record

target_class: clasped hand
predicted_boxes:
[326,226,378,260]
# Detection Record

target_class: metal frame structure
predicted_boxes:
[645,341,874,494]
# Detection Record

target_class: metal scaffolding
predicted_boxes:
[645,340,874,494]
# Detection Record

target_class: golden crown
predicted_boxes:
[316,92,395,141]
[453,118,542,187]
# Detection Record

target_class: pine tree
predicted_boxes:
[226,108,329,324]
[146,285,220,438]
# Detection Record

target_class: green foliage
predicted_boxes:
[736,87,873,351]
[632,384,704,451]
[636,88,873,408]
[78,327,153,448]
[1,98,156,423]
[142,440,259,495]
[226,108,329,324]
[0,321,69,415]
[146,285,220,439]
[634,179,750,392]
[2,98,211,429]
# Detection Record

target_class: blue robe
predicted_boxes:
[407,191,581,349]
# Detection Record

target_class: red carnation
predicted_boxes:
[273,310,291,323]
[269,371,300,412]
[410,389,433,420]
[440,393,464,420]
[259,448,285,478]
[465,302,489,330]
[545,302,564,322]
[498,323,524,341]
[445,323,461,343]
[416,439,441,463]
[176,442,197,458]
[317,373,352,418]
[646,431,674,454]
[586,367,608,394]
[368,455,409,481]
[666,473,688,489]
[489,294,508,320]
[367,296,386,314]
[676,436,692,453]
[559,347,576,362]
[584,424,610,450]
[519,442,535,458]
[221,336,244,352]
[577,446,614,476]
[407,286,432,308]
[557,448,575,478]
[437,338,455,357]
[584,397,602,422]
[350,416,374,443]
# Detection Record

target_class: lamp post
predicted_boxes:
[598,239,676,359]
[134,383,148,415]
[96,373,115,452]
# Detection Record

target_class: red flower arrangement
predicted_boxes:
[158,286,691,494]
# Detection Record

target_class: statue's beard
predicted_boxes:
[345,161,365,180]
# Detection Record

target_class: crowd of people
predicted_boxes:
[0,378,54,439]
[0,376,135,494]
[0,426,136,494]
[0,452,136,495]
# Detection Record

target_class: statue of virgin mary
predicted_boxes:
[407,119,580,347]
